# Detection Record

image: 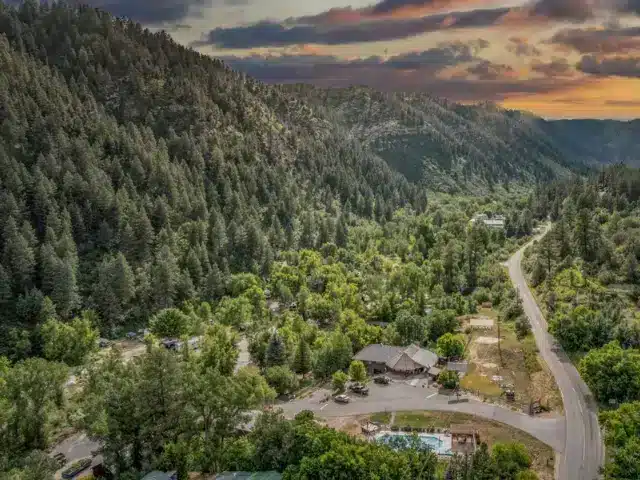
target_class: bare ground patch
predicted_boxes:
[462,319,562,413]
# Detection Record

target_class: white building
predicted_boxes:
[471,213,505,229]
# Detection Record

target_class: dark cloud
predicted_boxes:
[78,0,213,24]
[467,60,515,79]
[620,0,640,14]
[549,26,640,54]
[507,37,542,57]
[220,40,489,80]
[192,0,640,50]
[221,50,588,102]
[529,0,595,21]
[370,0,466,14]
[194,7,509,48]
[296,0,497,24]
[385,40,488,70]
[577,54,640,77]
[531,57,574,77]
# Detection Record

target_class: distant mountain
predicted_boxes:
[537,119,640,168]
[285,86,640,192]
[286,85,593,193]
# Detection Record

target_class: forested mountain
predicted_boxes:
[0,1,425,343]
[286,86,640,193]
[287,85,588,192]
[538,119,640,168]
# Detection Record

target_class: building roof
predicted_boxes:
[483,219,505,228]
[354,344,438,371]
[141,472,176,480]
[215,472,282,480]
[354,344,402,364]
[404,344,439,368]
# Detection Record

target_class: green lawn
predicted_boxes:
[369,412,392,424]
[393,411,472,429]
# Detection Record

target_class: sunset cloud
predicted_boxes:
[549,26,640,53]
[70,0,640,119]
[507,37,542,56]
[194,8,509,48]
[221,48,591,103]
[531,57,575,76]
[577,54,640,77]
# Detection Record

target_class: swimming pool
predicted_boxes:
[375,431,453,455]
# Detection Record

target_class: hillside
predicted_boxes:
[287,85,589,192]
[285,86,640,192]
[0,1,423,341]
[538,119,640,168]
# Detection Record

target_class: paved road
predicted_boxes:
[278,381,566,453]
[507,232,603,480]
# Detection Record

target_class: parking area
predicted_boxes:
[51,433,103,479]
[279,374,442,417]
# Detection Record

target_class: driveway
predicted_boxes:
[278,380,566,453]
[51,433,102,479]
[235,337,251,372]
[507,231,603,480]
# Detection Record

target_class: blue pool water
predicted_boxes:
[375,431,453,455]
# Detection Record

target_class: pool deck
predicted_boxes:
[375,431,453,455]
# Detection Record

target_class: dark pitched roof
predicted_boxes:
[354,344,402,364]
[354,344,438,370]
[141,472,176,480]
[215,472,282,480]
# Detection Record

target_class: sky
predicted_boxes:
[88,0,640,119]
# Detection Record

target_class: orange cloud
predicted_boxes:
[299,0,503,25]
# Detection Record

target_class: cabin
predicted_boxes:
[353,344,438,375]
[470,213,505,230]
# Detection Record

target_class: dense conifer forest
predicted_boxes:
[1,2,640,479]
[0,0,426,346]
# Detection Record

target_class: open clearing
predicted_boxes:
[475,336,500,344]
[460,311,562,413]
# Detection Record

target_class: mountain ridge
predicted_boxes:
[283,85,597,193]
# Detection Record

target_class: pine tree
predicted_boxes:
[151,245,180,310]
[3,217,36,292]
[336,215,348,248]
[50,259,79,318]
[265,332,287,367]
[293,338,311,374]
[0,264,12,308]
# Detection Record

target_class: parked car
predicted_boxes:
[334,394,351,404]
[349,383,369,395]
[61,458,92,479]
[53,452,66,468]
[374,375,391,385]
[98,338,111,348]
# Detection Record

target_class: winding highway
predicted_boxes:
[507,231,604,480]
